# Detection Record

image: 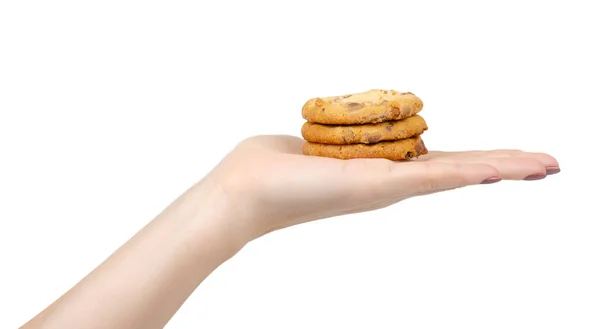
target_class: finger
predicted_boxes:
[477,157,548,180]
[452,158,545,180]
[388,161,501,196]
[422,150,560,175]
[475,157,547,180]
[522,152,560,170]
[425,156,547,180]
[482,150,560,168]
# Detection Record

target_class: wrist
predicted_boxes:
[182,178,256,256]
[24,177,255,329]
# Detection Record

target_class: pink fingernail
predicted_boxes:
[546,166,561,175]
[481,176,502,184]
[524,174,547,181]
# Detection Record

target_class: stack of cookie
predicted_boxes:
[300,89,428,160]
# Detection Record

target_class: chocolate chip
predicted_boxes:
[390,105,401,117]
[386,122,394,131]
[400,106,413,117]
[405,152,414,158]
[413,139,427,155]
[346,102,363,112]
[367,134,381,143]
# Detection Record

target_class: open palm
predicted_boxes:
[214,135,560,239]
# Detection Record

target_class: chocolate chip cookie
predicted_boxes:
[301,114,428,145]
[302,135,428,160]
[302,89,423,125]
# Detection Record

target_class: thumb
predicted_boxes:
[387,161,501,197]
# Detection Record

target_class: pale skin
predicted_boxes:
[20,135,560,329]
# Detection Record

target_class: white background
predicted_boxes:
[1,1,599,328]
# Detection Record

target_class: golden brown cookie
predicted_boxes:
[302,135,428,160]
[301,114,428,145]
[301,89,423,125]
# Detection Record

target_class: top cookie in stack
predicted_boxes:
[300,89,429,160]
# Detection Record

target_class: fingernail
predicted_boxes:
[524,174,547,181]
[481,176,502,184]
[546,166,561,175]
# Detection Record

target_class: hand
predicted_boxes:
[205,135,560,243]
[19,134,561,329]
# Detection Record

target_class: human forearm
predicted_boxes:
[21,180,245,329]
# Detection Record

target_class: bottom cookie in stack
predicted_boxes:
[301,114,429,160]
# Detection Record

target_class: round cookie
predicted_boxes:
[301,89,423,125]
[301,114,428,145]
[302,136,428,161]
